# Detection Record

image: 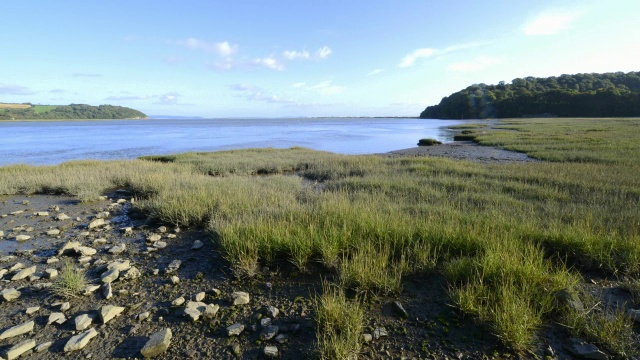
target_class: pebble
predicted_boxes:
[64,328,98,352]
[191,240,204,250]
[0,321,34,340]
[6,339,36,360]
[48,312,67,325]
[35,341,53,353]
[141,328,172,358]
[11,265,36,281]
[15,234,31,242]
[100,305,125,324]
[1,288,21,302]
[230,291,250,306]
[264,346,279,358]
[172,297,185,306]
[25,306,40,315]
[74,313,94,331]
[170,275,180,284]
[226,323,245,336]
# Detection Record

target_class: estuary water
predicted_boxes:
[0,117,463,166]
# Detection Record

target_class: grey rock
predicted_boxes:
[1,288,21,302]
[157,226,167,233]
[230,291,250,306]
[25,306,40,315]
[171,297,185,306]
[153,241,167,249]
[0,321,34,340]
[165,260,181,273]
[56,213,71,221]
[147,234,161,242]
[203,304,220,318]
[88,218,106,229]
[44,268,58,279]
[46,257,59,264]
[101,268,120,283]
[47,312,66,325]
[362,333,373,343]
[0,230,4,238]
[74,314,94,331]
[102,283,113,299]
[58,241,81,256]
[141,328,172,358]
[627,308,640,323]
[107,259,131,272]
[34,341,53,353]
[260,318,272,328]
[8,263,24,272]
[373,327,388,340]
[35,211,49,216]
[121,266,141,281]
[0,268,7,279]
[46,229,61,236]
[275,334,288,343]
[108,243,126,254]
[226,323,245,336]
[5,339,36,360]
[170,275,179,284]
[263,305,279,318]
[564,338,607,360]
[82,284,101,296]
[100,305,125,324]
[191,240,204,250]
[59,302,71,312]
[64,328,98,352]
[137,311,151,321]
[184,301,207,322]
[264,346,278,358]
[74,246,96,256]
[15,234,31,242]
[261,325,279,340]
[194,292,206,302]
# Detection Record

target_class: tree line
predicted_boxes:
[0,104,147,120]
[420,71,640,119]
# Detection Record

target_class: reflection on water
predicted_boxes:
[0,118,463,166]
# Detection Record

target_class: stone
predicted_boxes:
[103,283,113,299]
[140,328,172,358]
[194,292,206,302]
[263,305,279,318]
[43,268,58,279]
[10,210,24,215]
[48,312,66,325]
[165,260,181,273]
[59,302,71,311]
[88,218,106,229]
[184,301,208,322]
[171,297,185,306]
[56,213,71,221]
[34,341,53,353]
[35,211,49,216]
[46,229,61,236]
[157,226,167,233]
[147,234,161,242]
[230,291,250,306]
[46,257,59,264]
[0,255,17,263]
[64,328,98,352]
[362,333,373,343]
[11,266,36,281]
[78,256,92,264]
[564,338,607,360]
[101,268,120,283]
[203,304,220,318]
[392,300,409,318]
[137,311,151,322]
[25,306,40,315]
[83,284,101,295]
[260,318,272,328]
[8,263,24,272]
[261,325,279,340]
[100,305,125,324]
[226,323,245,336]
[121,266,141,281]
[31,282,53,291]
[0,321,34,340]
[373,327,388,340]
[15,235,31,242]
[107,259,131,272]
[95,211,110,219]
[5,339,36,360]
[191,240,204,250]
[58,241,81,256]
[109,243,126,254]
[170,275,180,284]
[1,288,20,302]
[74,314,94,331]
[93,238,107,245]
[0,269,7,279]
[275,334,288,343]
[167,234,176,239]
[0,230,3,238]
[74,246,96,256]
[153,241,167,249]
[120,227,132,233]
[264,346,279,358]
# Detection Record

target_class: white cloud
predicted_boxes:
[283,50,311,60]
[448,56,502,72]
[230,84,296,104]
[156,92,180,105]
[315,46,332,59]
[367,68,384,76]
[252,57,285,71]
[310,81,344,96]
[523,11,579,36]
[0,84,35,95]
[399,48,436,68]
[177,38,238,57]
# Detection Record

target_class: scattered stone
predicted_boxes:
[59,302,71,312]
[0,255,17,263]
[275,334,288,343]
[56,213,71,221]
[15,235,31,242]
[58,241,81,256]
[109,243,126,255]
[191,240,204,250]
[48,312,67,325]
[203,304,220,318]
[564,338,607,360]
[101,268,120,284]
[34,341,53,353]
[138,311,151,322]
[74,314,94,331]
[194,292,206,302]
[31,282,53,291]
[0,230,3,238]
[120,266,141,281]
[44,268,58,279]
[184,301,208,321]
[46,257,59,264]
[95,211,110,219]
[5,339,36,360]
[102,283,113,299]
[154,241,167,249]
[25,306,40,315]
[35,211,49,216]
[171,297,185,307]
[78,231,90,236]
[167,234,176,239]
[8,263,24,272]
[0,321,34,340]
[107,259,131,272]
[165,260,181,274]
[147,234,161,242]
[78,256,92,264]
[100,305,125,324]
[157,226,167,233]
[260,318,272,328]
[392,300,409,318]
[373,327,388,340]
[264,346,279,358]
[362,333,373,343]
[74,246,97,256]
[46,229,61,236]
[120,227,132,233]
[261,325,279,340]
[11,266,36,281]
[64,328,98,352]
[140,328,172,358]
[226,323,245,337]
[10,210,24,215]
[88,218,106,229]
[83,285,101,296]
[230,291,250,306]
[263,305,279,318]
[93,238,107,245]
[170,276,180,284]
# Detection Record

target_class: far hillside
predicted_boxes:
[420,71,640,119]
[0,103,148,120]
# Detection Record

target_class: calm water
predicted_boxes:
[0,118,463,166]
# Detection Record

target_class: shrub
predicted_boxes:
[51,261,88,298]
[417,138,442,146]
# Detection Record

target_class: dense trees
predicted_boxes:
[0,104,147,120]
[420,71,640,119]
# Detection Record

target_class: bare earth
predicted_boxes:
[384,141,538,163]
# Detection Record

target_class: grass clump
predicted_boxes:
[315,283,364,360]
[51,261,88,298]
[417,138,442,146]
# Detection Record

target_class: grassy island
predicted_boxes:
[0,103,147,120]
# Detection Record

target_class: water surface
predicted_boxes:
[0,118,463,166]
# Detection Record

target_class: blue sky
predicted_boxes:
[1,0,639,117]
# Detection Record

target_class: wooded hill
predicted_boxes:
[0,103,148,120]
[420,71,640,119]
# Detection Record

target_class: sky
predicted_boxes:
[1,0,639,118]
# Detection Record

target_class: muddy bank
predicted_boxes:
[384,141,538,164]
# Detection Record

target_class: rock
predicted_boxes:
[48,312,66,325]
[226,323,245,337]
[109,243,126,255]
[556,288,584,312]
[167,234,176,239]
[43,268,58,279]
[154,241,167,249]
[95,211,110,219]
[5,339,36,360]
[373,327,388,340]
[260,318,272,328]
[31,282,52,291]
[64,328,98,352]
[194,292,206,302]
[171,297,185,307]
[148,234,161,242]
[59,302,71,312]
[230,291,250,306]
[137,311,150,322]
[165,260,181,273]
[100,305,125,324]
[74,314,94,331]
[191,240,204,250]
[140,328,172,358]
[83,284,101,296]
[56,213,71,221]
[264,346,279,358]
[263,305,279,318]
[88,218,106,229]
[93,238,107,245]
[46,257,59,264]
[58,241,81,256]
[8,263,24,272]
[78,256,92,264]
[34,341,53,353]
[203,304,220,318]
[184,301,208,321]
[15,235,31,242]
[107,259,131,272]
[564,338,607,360]
[275,334,288,343]
[0,230,3,238]
[261,325,279,340]
[0,255,17,263]
[170,276,180,284]
[10,210,24,215]
[1,288,20,302]
[392,300,409,318]
[362,333,373,343]
[121,266,141,281]
[102,283,113,299]
[35,211,49,216]
[0,321,34,340]
[74,246,96,256]
[46,229,61,236]
[25,306,40,315]
[11,266,36,281]
[120,227,132,233]
[157,226,167,233]
[101,268,120,284]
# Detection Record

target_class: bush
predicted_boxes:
[417,138,442,146]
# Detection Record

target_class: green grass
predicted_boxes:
[1,118,639,354]
[51,261,88,298]
[32,105,59,113]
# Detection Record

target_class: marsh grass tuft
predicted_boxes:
[51,261,88,298]
[315,283,364,360]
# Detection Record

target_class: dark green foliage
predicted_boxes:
[420,71,640,119]
[453,134,476,141]
[0,104,147,120]
[417,138,442,146]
